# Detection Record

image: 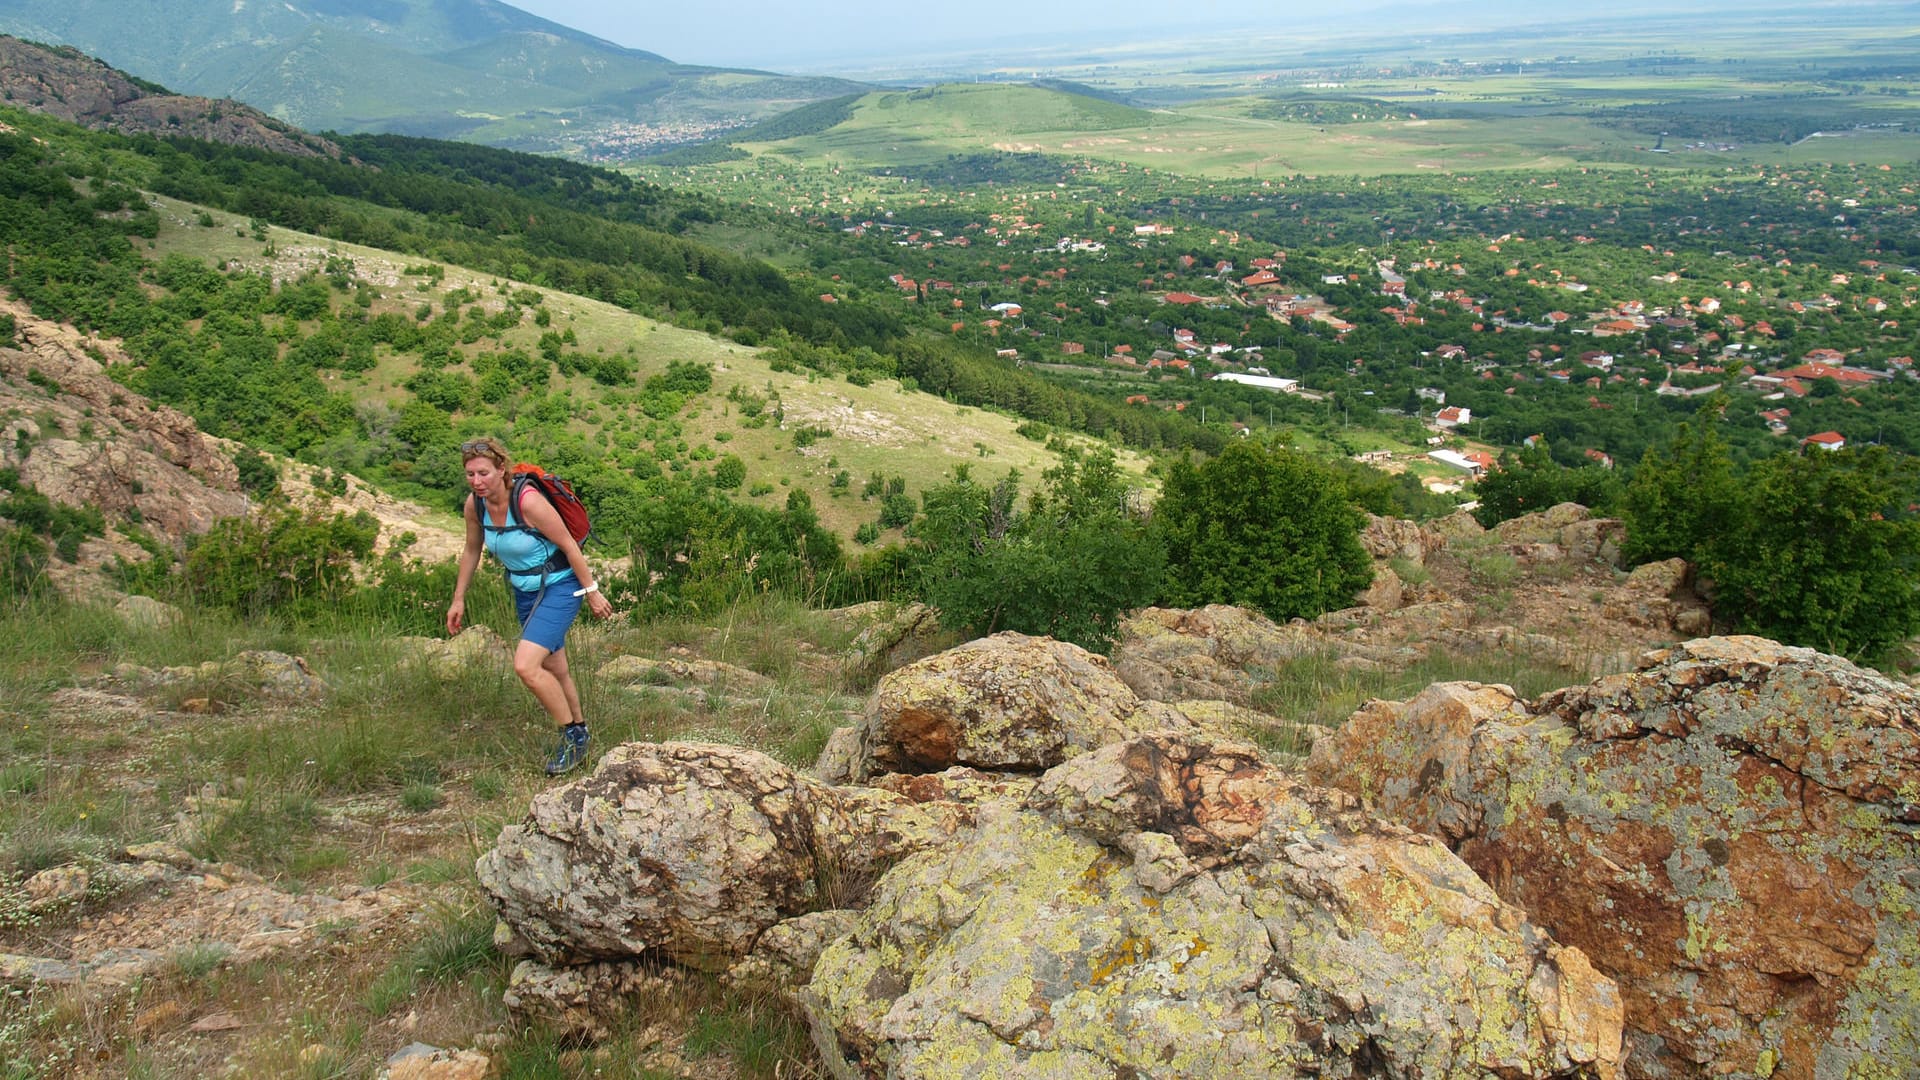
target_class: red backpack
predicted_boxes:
[475,465,592,570]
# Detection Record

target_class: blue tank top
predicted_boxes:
[478,491,574,594]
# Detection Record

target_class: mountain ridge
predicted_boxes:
[0,0,866,154]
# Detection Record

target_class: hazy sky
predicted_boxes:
[503,0,1301,70]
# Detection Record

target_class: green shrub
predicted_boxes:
[877,492,917,530]
[181,507,378,621]
[916,447,1163,653]
[0,526,50,604]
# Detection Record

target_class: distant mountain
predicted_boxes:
[0,0,867,157]
[0,36,344,158]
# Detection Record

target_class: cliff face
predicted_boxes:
[0,35,343,159]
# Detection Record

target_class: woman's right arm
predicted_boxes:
[447,496,483,635]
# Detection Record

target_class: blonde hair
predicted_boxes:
[459,436,510,469]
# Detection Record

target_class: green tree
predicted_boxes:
[1703,446,1920,663]
[1620,414,1740,566]
[916,446,1163,653]
[1153,440,1371,622]
[1472,438,1620,528]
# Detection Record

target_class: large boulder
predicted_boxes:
[1492,502,1593,545]
[831,602,951,687]
[854,631,1207,777]
[476,743,973,971]
[803,732,1624,1080]
[1308,636,1920,1078]
[1111,606,1321,704]
[1361,513,1434,562]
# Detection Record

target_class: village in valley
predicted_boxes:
[641,151,1917,500]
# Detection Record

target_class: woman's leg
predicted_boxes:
[541,647,586,728]
[512,639,574,728]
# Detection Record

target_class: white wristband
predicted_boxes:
[573,583,599,597]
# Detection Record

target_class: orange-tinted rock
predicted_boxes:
[1312,636,1920,1078]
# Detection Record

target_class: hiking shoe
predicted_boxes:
[545,726,590,776]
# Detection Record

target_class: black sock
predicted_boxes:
[565,722,587,737]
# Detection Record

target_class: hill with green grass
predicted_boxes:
[0,99,1210,631]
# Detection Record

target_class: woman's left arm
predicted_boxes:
[518,489,615,620]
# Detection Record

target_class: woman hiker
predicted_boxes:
[446,437,614,775]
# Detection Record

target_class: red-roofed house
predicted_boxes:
[1803,431,1846,451]
[1780,362,1874,385]
[1435,406,1472,429]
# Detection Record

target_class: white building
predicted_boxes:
[1429,449,1485,476]
[1211,372,1300,393]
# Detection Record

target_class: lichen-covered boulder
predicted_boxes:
[804,732,1624,1080]
[858,632,1208,776]
[1111,606,1321,704]
[1305,680,1526,844]
[833,601,951,687]
[476,743,971,972]
[1309,636,1920,1079]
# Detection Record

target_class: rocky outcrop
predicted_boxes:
[804,732,1623,1079]
[1361,512,1436,562]
[402,626,513,680]
[1111,605,1322,704]
[830,601,951,687]
[2,302,249,539]
[0,36,343,159]
[1606,558,1713,637]
[0,847,415,992]
[103,650,326,703]
[1308,636,1920,1079]
[2,299,467,588]
[480,628,1631,1079]
[598,655,774,693]
[851,631,1210,777]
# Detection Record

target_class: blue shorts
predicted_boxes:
[514,577,583,653]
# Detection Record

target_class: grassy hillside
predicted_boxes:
[135,192,1151,546]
